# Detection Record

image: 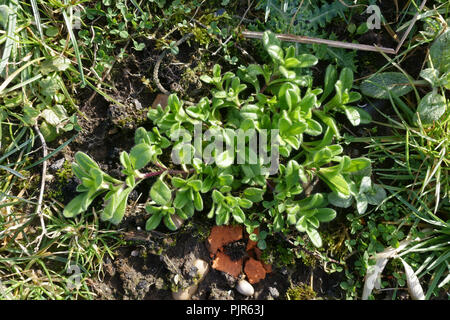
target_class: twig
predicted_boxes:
[32,125,48,252]
[153,33,193,95]
[242,0,426,55]
[139,167,195,181]
[152,1,206,95]
[242,31,397,54]
[394,0,399,22]
[394,0,427,53]
[376,287,409,292]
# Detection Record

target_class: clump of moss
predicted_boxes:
[56,161,73,181]
[190,220,212,242]
[46,160,73,201]
[111,106,148,130]
[299,251,318,268]
[286,283,317,300]
[191,26,210,45]
[321,227,348,259]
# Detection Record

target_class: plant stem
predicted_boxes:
[141,170,166,179]
[140,167,195,180]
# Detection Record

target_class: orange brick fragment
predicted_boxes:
[212,251,243,278]
[207,225,243,255]
[244,258,266,284]
[250,246,272,273]
[263,263,272,273]
[254,247,262,260]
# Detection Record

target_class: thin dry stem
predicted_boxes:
[32,125,48,252]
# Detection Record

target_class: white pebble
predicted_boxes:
[172,284,198,300]
[236,279,254,297]
[193,259,209,281]
[173,274,180,285]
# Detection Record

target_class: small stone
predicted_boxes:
[188,268,198,279]
[269,287,280,298]
[154,278,165,290]
[173,274,180,285]
[236,279,254,297]
[50,158,65,172]
[136,280,148,291]
[193,259,209,282]
[130,249,140,257]
[172,284,198,300]
[263,262,272,273]
[134,99,142,110]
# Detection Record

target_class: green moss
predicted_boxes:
[114,111,147,129]
[46,188,63,200]
[191,26,210,45]
[190,221,211,242]
[300,251,318,268]
[46,160,73,201]
[286,283,317,300]
[56,161,73,182]
[15,170,34,191]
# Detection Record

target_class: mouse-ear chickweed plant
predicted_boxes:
[63,31,384,248]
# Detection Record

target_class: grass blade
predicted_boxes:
[0,2,17,77]
[0,164,25,178]
[30,0,44,39]
[23,133,78,170]
[425,263,446,299]
[0,56,44,94]
[62,8,85,86]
